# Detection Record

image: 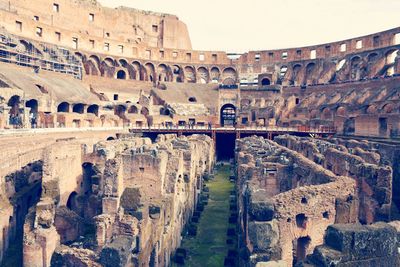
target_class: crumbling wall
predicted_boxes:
[236,136,356,267]
[303,222,400,267]
[275,135,393,224]
[46,134,214,266]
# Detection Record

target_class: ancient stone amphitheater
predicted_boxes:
[0,1,399,267]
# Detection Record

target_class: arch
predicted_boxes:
[304,62,316,85]
[87,104,99,116]
[366,105,377,114]
[25,99,38,113]
[222,67,237,83]
[222,77,236,86]
[89,55,101,67]
[382,103,394,113]
[73,103,85,114]
[160,107,170,116]
[104,57,116,67]
[350,56,363,80]
[197,67,209,84]
[128,105,138,114]
[158,64,172,82]
[210,67,221,83]
[8,95,21,122]
[82,162,95,195]
[144,62,156,82]
[293,236,311,265]
[114,105,126,117]
[100,57,116,78]
[172,65,184,83]
[118,58,129,67]
[367,52,379,62]
[184,66,196,83]
[292,64,302,86]
[57,102,70,112]
[385,49,398,64]
[116,70,127,80]
[74,52,85,61]
[84,58,100,76]
[321,107,332,120]
[118,59,136,79]
[261,78,271,86]
[188,97,197,103]
[220,104,236,126]
[106,136,115,141]
[8,95,20,107]
[66,191,78,210]
[336,106,346,116]
[132,61,142,80]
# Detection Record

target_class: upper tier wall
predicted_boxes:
[237,27,400,64]
[0,0,192,51]
[1,0,399,67]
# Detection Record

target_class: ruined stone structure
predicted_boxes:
[0,0,400,266]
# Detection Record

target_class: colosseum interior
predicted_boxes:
[0,0,399,266]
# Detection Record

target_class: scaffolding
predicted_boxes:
[0,28,82,79]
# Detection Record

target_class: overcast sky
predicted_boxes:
[98,0,400,53]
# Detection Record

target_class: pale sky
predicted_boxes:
[98,0,400,53]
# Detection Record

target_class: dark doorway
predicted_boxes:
[261,78,271,86]
[57,102,70,112]
[379,118,388,136]
[25,99,38,113]
[73,103,85,114]
[344,117,355,135]
[216,133,236,160]
[220,104,236,126]
[66,192,78,211]
[292,236,311,266]
[117,70,126,80]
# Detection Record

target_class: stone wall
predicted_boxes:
[303,222,400,267]
[18,134,215,267]
[275,135,393,224]
[235,136,356,267]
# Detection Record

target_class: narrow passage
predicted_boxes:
[173,163,236,266]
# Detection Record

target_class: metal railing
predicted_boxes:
[128,124,337,134]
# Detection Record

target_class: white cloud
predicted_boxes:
[98,0,400,52]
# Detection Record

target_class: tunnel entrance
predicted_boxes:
[2,161,43,267]
[216,133,236,160]
[292,236,311,266]
[220,104,236,126]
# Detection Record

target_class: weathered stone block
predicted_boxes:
[249,200,275,222]
[248,220,279,253]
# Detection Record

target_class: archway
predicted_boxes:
[114,105,126,118]
[293,236,311,265]
[220,104,236,126]
[116,70,126,80]
[8,95,22,127]
[87,104,99,116]
[57,102,70,112]
[261,78,271,86]
[25,99,38,113]
[66,192,78,211]
[128,105,138,114]
[73,103,85,114]
[8,95,21,115]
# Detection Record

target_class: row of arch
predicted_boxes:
[77,54,238,84]
[56,102,150,117]
[278,48,398,86]
[311,102,400,120]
